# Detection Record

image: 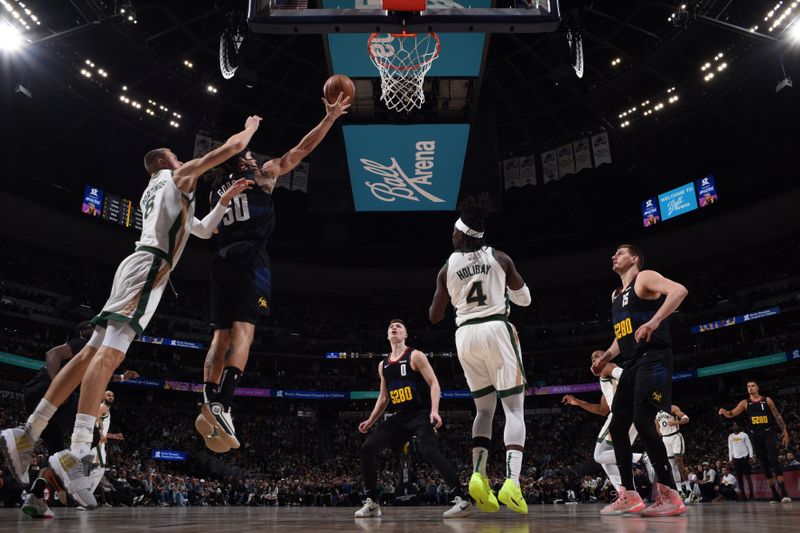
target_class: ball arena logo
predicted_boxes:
[359,141,446,204]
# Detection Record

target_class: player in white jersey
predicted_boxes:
[429,194,532,514]
[655,404,689,496]
[0,116,262,510]
[562,351,652,494]
[93,390,123,469]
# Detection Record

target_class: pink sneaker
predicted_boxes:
[641,483,687,517]
[600,487,646,515]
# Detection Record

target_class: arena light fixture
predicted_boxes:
[790,19,800,41]
[183,59,193,68]
[0,19,22,52]
[206,84,218,94]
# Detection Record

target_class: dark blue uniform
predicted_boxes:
[746,397,783,478]
[209,171,275,328]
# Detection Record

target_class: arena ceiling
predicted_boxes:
[1,0,798,261]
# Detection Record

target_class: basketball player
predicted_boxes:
[10,323,137,518]
[591,244,688,516]
[0,115,263,510]
[93,390,124,469]
[727,421,754,500]
[196,94,351,453]
[355,319,473,519]
[561,351,653,494]
[719,380,791,503]
[429,194,532,514]
[655,404,689,497]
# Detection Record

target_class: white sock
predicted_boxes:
[506,450,523,486]
[70,414,96,457]
[632,453,643,463]
[473,447,489,477]
[25,399,57,442]
[601,463,623,492]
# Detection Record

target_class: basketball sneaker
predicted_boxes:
[195,413,232,453]
[443,496,474,518]
[600,487,646,515]
[0,426,35,485]
[641,483,687,517]
[354,498,382,518]
[468,472,499,512]
[199,403,240,449]
[781,496,792,503]
[41,466,67,505]
[21,493,54,519]
[48,450,97,510]
[498,479,528,514]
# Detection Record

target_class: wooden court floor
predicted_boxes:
[0,502,797,532]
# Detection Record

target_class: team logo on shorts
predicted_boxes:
[651,390,663,402]
[258,297,269,309]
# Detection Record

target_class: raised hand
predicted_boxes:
[322,92,352,120]
[220,178,254,206]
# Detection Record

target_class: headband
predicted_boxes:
[455,218,484,239]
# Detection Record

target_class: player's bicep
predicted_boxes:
[640,270,687,297]
[174,143,242,183]
[766,398,781,418]
[411,351,437,387]
[496,250,524,290]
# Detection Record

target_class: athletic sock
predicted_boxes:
[770,483,781,499]
[30,477,47,498]
[219,366,242,412]
[364,489,376,502]
[472,447,489,477]
[203,381,220,404]
[70,414,96,457]
[505,450,523,487]
[631,453,643,463]
[25,399,57,442]
[778,481,788,496]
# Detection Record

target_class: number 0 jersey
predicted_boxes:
[656,410,680,436]
[446,247,508,326]
[382,347,431,415]
[211,170,275,258]
[135,169,196,268]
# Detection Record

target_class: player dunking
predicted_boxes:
[719,380,791,503]
[196,95,350,453]
[355,320,473,519]
[655,404,689,497]
[0,116,262,510]
[591,244,688,516]
[562,351,652,494]
[429,194,532,514]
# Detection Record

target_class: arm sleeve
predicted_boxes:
[611,367,623,380]
[507,285,531,306]
[191,201,228,239]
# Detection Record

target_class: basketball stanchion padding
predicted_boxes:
[382,0,427,11]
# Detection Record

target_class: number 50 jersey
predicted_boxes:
[446,247,508,326]
[210,171,275,257]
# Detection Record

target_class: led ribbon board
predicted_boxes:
[343,124,469,211]
[323,0,490,78]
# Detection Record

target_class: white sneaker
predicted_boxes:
[354,498,382,518]
[0,427,35,485]
[782,496,792,503]
[200,403,240,449]
[48,450,97,509]
[443,496,474,518]
[21,493,54,519]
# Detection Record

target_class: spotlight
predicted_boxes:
[0,21,23,52]
[789,21,800,42]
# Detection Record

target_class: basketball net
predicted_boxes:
[368,32,441,112]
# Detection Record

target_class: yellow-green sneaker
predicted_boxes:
[498,479,528,514]
[469,472,499,512]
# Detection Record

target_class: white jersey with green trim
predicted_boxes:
[599,377,616,407]
[656,410,678,436]
[135,169,196,268]
[446,246,508,326]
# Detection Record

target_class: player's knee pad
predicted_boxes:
[501,394,525,447]
[472,393,496,438]
[594,441,615,464]
[101,321,136,353]
[87,326,106,349]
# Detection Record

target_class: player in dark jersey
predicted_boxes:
[3,322,138,518]
[719,380,791,503]
[195,94,350,452]
[355,319,473,519]
[591,244,688,517]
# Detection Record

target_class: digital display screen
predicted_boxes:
[82,185,104,217]
[696,174,718,207]
[658,182,698,221]
[644,174,719,228]
[343,124,468,211]
[641,196,661,227]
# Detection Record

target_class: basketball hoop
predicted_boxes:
[368,31,441,112]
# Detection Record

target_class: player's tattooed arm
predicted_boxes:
[767,397,790,446]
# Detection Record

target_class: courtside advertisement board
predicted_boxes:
[343,124,468,211]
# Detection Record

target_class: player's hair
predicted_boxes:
[144,148,169,175]
[75,320,93,336]
[388,318,406,328]
[617,243,645,269]
[746,380,758,386]
[223,148,252,174]
[456,193,493,252]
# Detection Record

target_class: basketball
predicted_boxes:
[323,74,355,104]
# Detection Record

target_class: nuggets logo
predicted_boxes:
[652,391,663,402]
[258,297,268,309]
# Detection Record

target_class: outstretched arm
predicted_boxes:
[718,399,748,418]
[261,95,350,184]
[429,265,449,324]
[173,115,262,192]
[561,394,610,417]
[634,270,689,343]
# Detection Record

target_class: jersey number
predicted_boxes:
[466,281,488,306]
[222,195,251,226]
[390,386,413,405]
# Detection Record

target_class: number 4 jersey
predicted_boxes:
[446,247,508,326]
[210,172,275,258]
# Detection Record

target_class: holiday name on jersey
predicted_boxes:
[455,263,493,281]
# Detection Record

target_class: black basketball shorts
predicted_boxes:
[210,247,272,329]
[612,348,674,418]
